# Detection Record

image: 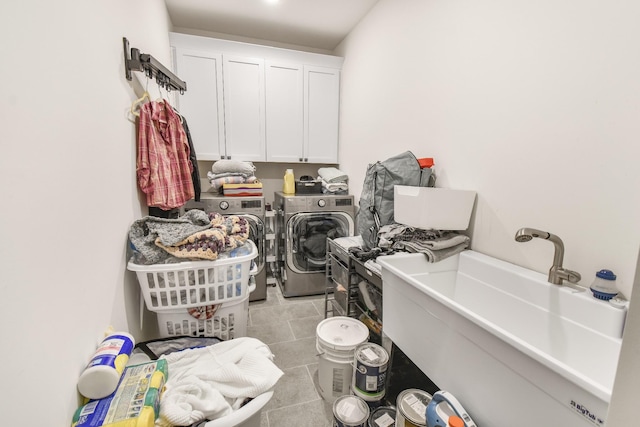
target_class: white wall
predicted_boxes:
[335,0,640,422]
[336,0,640,297]
[0,1,171,424]
[1,0,637,424]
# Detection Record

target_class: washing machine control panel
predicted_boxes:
[182,196,265,216]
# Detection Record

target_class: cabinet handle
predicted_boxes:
[299,158,303,162]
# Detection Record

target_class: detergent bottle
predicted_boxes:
[283,169,295,194]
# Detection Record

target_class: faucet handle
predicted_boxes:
[567,270,581,284]
[562,269,581,284]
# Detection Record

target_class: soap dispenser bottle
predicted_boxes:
[283,169,295,194]
[590,269,618,300]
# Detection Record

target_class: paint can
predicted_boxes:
[368,406,397,427]
[333,395,370,427]
[352,386,385,411]
[395,389,432,427]
[352,342,389,397]
[316,316,369,402]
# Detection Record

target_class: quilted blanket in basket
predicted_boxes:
[129,210,249,264]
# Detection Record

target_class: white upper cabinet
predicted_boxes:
[304,66,340,164]
[222,56,266,161]
[265,63,341,164]
[174,49,225,160]
[170,33,343,164]
[265,62,304,162]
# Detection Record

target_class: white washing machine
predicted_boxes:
[274,192,355,297]
[182,195,267,301]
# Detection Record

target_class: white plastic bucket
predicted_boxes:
[316,316,369,402]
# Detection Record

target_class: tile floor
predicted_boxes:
[247,283,335,427]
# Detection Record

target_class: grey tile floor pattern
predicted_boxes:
[247,284,335,427]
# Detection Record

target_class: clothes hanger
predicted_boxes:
[157,81,184,123]
[130,78,151,117]
[130,91,151,117]
[167,89,184,124]
[155,81,164,104]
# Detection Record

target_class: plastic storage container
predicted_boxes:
[394,186,476,230]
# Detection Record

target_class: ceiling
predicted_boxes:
[164,0,380,51]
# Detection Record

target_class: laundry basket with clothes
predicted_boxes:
[131,336,283,427]
[127,210,258,339]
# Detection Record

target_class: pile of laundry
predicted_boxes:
[149,337,284,427]
[317,167,349,194]
[128,209,250,265]
[206,160,260,194]
[349,224,470,264]
[377,224,470,262]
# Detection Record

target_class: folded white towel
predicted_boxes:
[319,177,348,192]
[317,167,348,183]
[156,337,283,427]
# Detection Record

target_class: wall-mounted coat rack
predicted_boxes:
[123,37,187,94]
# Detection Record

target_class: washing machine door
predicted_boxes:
[286,212,354,274]
[241,214,265,275]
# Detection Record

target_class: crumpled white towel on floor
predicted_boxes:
[156,337,283,427]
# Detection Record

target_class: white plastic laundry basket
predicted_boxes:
[156,291,252,339]
[203,390,273,427]
[128,241,257,311]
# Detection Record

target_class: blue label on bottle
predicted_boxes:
[85,334,134,370]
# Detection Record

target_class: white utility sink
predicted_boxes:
[378,250,626,427]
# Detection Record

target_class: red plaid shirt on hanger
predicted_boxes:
[137,99,194,210]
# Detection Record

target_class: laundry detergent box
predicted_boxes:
[71,359,167,427]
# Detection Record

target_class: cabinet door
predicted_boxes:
[174,49,225,161]
[265,62,304,162]
[304,65,340,164]
[222,56,266,161]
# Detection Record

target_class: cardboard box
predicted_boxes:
[394,186,476,230]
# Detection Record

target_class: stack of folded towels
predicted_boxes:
[317,167,348,194]
[206,160,262,196]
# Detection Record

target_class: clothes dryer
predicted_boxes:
[182,195,267,301]
[274,192,355,297]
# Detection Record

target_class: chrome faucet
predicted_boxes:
[514,228,581,285]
